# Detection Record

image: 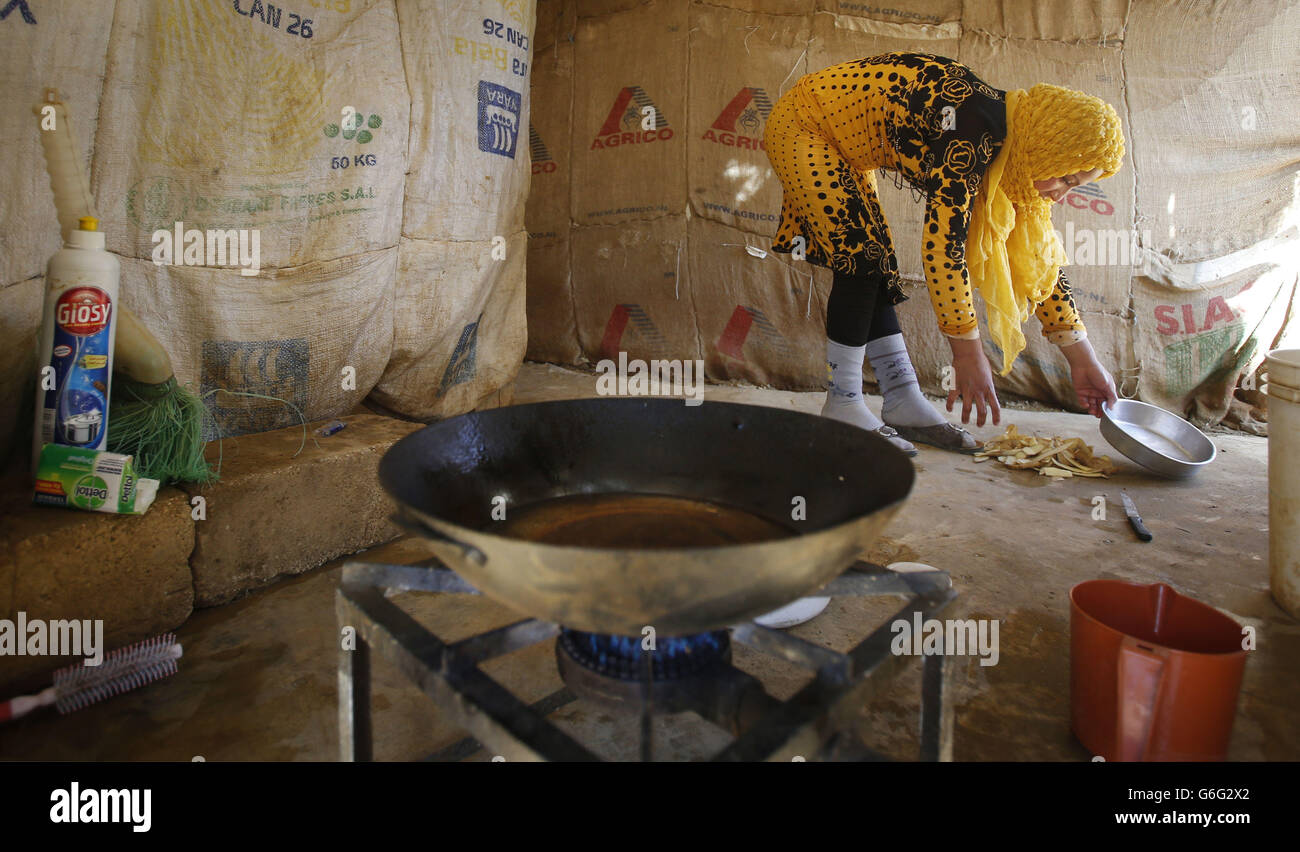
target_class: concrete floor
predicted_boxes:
[1,362,1294,761]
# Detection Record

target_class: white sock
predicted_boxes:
[822,340,915,453]
[867,334,946,428]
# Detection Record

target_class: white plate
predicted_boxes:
[754,596,830,629]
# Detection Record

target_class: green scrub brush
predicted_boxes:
[107,306,216,485]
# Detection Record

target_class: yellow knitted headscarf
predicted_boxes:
[966,84,1125,374]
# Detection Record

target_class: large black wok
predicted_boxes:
[380,397,914,636]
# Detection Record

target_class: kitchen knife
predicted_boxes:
[1120,490,1153,542]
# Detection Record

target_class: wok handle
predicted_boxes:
[390,513,488,567]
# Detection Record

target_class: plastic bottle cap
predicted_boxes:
[67,226,106,250]
[78,216,98,231]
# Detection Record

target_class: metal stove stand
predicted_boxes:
[336,559,958,761]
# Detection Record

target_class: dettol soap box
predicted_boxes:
[33,444,159,515]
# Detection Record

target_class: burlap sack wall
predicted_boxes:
[571,215,700,362]
[1132,257,1297,425]
[122,251,395,436]
[525,22,581,363]
[89,0,407,437]
[377,0,534,418]
[398,0,531,241]
[1,0,534,459]
[96,0,408,268]
[369,233,527,419]
[687,5,820,384]
[563,0,701,365]
[691,218,825,386]
[688,5,807,238]
[816,0,958,25]
[1124,0,1300,423]
[962,0,1127,41]
[571,0,687,226]
[538,0,578,45]
[527,0,1299,427]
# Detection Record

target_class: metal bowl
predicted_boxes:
[1100,400,1216,478]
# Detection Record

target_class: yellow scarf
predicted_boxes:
[966,84,1126,375]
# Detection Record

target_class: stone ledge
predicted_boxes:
[0,411,430,689]
[184,413,425,607]
[0,473,195,691]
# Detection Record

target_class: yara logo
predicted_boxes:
[478,81,520,159]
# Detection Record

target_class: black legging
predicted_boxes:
[826,271,901,347]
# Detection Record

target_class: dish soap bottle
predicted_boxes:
[32,215,120,467]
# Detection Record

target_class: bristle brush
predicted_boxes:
[0,633,182,722]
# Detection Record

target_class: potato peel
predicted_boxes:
[973,424,1116,478]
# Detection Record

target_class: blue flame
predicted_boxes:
[569,629,728,673]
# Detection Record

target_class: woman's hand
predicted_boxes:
[1061,338,1118,417]
[946,337,1001,426]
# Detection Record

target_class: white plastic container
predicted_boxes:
[1266,348,1300,618]
[32,216,120,470]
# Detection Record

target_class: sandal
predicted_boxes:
[887,422,981,454]
[873,425,919,457]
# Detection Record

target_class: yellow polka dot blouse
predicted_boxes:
[763,52,1085,344]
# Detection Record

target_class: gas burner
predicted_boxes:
[557,629,730,680]
[337,559,958,761]
[555,628,734,718]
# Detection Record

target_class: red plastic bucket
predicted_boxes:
[1069,580,1248,761]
